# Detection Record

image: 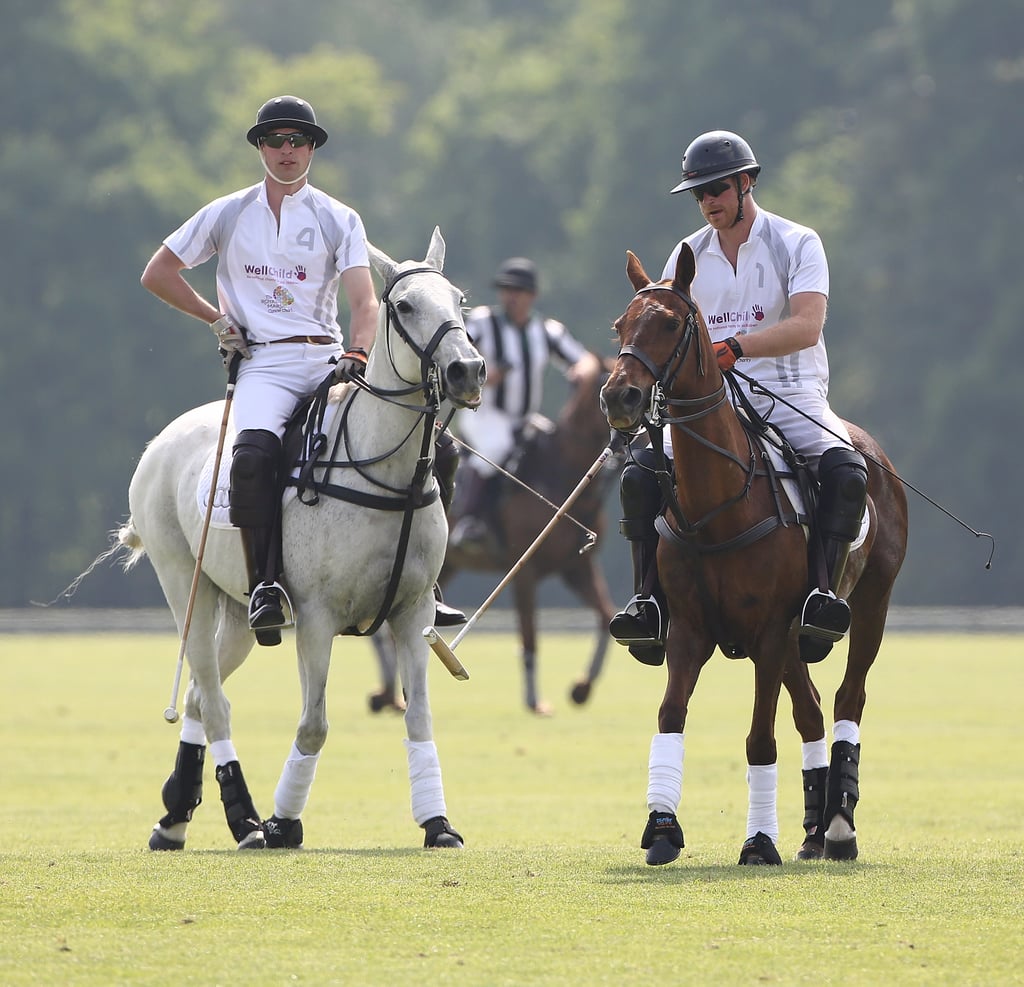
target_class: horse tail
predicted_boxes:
[34,519,146,607]
[116,517,147,572]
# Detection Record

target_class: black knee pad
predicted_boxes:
[817,446,867,542]
[619,446,664,541]
[230,429,282,528]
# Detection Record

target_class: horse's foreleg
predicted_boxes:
[738,653,786,866]
[781,658,829,860]
[513,577,547,714]
[390,605,463,849]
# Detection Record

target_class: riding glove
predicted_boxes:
[333,347,369,382]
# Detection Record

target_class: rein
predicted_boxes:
[619,283,802,556]
[288,265,464,636]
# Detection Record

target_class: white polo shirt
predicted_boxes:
[165,181,369,343]
[663,208,830,394]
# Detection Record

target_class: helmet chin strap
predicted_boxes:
[732,174,747,227]
[259,151,313,187]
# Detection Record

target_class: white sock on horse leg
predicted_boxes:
[180,716,206,746]
[801,737,828,770]
[404,739,447,825]
[209,739,239,767]
[833,719,860,745]
[647,732,684,814]
[273,742,321,819]
[746,763,779,841]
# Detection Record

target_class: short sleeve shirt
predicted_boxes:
[466,305,587,418]
[164,181,369,343]
[662,209,830,392]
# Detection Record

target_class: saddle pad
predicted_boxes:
[760,439,869,552]
[196,400,341,527]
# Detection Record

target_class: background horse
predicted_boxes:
[600,247,908,866]
[435,357,621,714]
[120,228,484,850]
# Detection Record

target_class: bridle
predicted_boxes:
[615,282,799,553]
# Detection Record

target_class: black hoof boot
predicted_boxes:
[422,816,464,848]
[738,831,782,866]
[640,811,684,866]
[148,827,186,851]
[215,761,266,849]
[264,815,304,849]
[796,765,828,861]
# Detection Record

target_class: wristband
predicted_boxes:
[722,336,743,360]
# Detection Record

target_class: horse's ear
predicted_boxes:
[368,242,398,284]
[425,225,446,271]
[672,243,696,293]
[626,250,651,292]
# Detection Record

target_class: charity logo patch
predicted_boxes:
[752,304,765,322]
[295,265,307,282]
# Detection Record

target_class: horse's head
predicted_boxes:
[367,227,485,409]
[600,245,713,433]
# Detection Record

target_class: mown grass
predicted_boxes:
[1,629,1021,985]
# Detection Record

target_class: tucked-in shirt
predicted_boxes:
[165,181,369,343]
[662,208,830,394]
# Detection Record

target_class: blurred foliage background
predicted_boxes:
[3,0,1020,608]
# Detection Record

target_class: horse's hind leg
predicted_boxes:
[368,625,405,714]
[513,577,550,715]
[782,658,829,861]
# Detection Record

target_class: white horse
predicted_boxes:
[120,228,485,850]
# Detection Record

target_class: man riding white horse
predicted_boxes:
[141,95,464,645]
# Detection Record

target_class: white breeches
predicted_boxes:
[232,341,341,437]
[456,405,516,477]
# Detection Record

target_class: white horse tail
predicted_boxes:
[116,517,147,571]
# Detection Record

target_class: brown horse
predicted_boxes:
[438,355,621,714]
[600,247,908,866]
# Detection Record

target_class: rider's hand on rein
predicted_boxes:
[332,347,369,382]
[714,336,743,372]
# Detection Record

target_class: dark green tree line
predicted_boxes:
[1,0,1019,607]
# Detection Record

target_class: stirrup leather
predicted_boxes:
[609,594,665,646]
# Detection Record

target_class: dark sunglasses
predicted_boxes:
[259,132,315,149]
[692,177,733,202]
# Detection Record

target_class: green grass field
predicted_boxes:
[1,629,1021,985]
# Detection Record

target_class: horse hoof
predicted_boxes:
[569,680,591,705]
[738,831,782,866]
[422,816,464,849]
[645,838,681,866]
[148,826,185,851]
[795,837,825,861]
[824,836,859,861]
[264,815,304,849]
[237,829,267,850]
[368,691,405,714]
[530,700,554,717]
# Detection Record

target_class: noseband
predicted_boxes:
[617,283,727,427]
[381,265,464,404]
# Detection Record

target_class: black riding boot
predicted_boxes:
[608,448,668,666]
[432,433,466,626]
[799,447,869,663]
[231,429,289,647]
[449,464,493,552]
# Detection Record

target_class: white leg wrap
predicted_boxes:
[833,719,860,745]
[180,716,206,746]
[801,737,829,770]
[209,739,239,767]
[273,742,321,819]
[746,763,779,841]
[404,739,447,825]
[647,732,684,814]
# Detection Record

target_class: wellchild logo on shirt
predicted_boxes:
[707,304,765,329]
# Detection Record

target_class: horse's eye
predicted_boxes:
[396,299,414,315]
[665,317,681,333]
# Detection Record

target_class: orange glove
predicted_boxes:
[333,347,369,381]
[714,336,743,371]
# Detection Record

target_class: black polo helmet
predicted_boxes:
[493,257,538,293]
[670,130,760,194]
[246,96,329,148]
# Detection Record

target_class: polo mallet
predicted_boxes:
[424,430,625,677]
[163,353,242,723]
